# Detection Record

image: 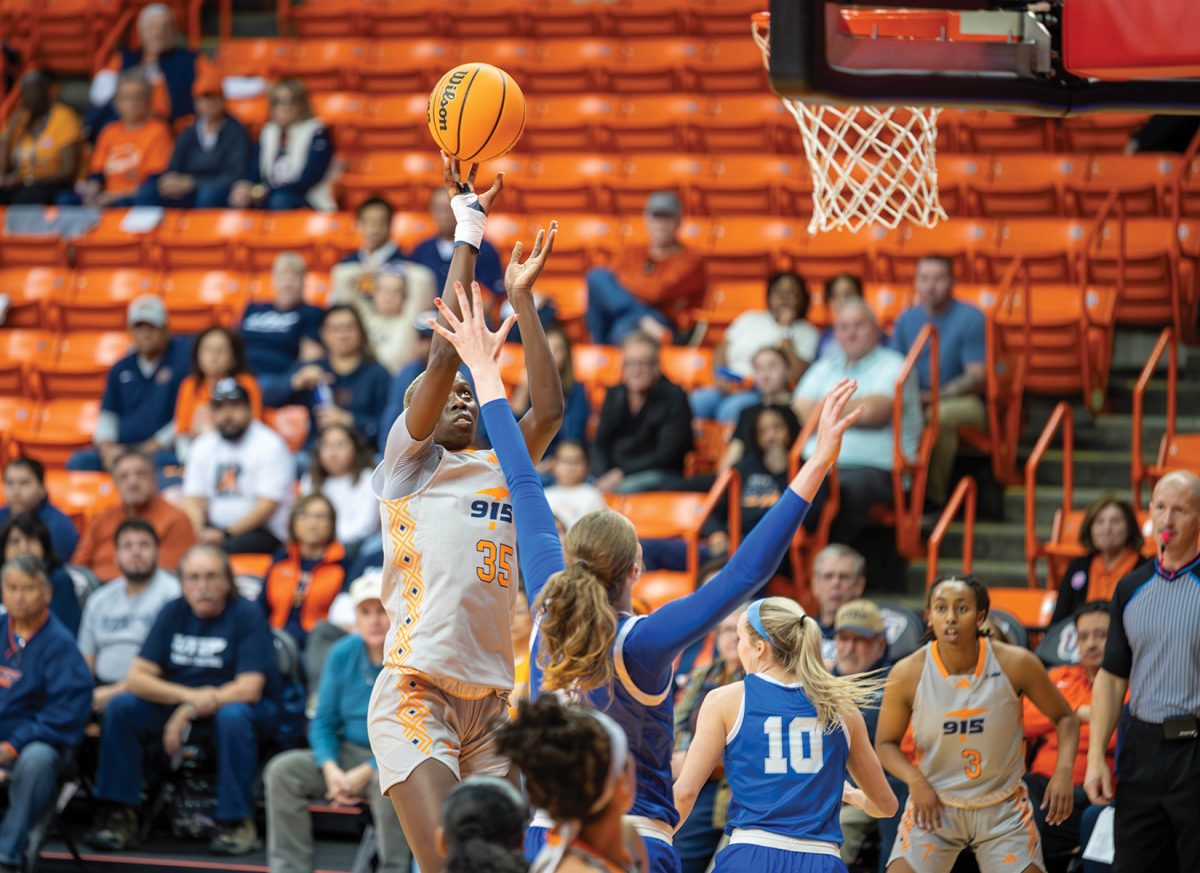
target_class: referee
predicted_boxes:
[1084,470,1200,872]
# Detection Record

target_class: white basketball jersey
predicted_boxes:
[373,412,519,696]
[910,638,1024,808]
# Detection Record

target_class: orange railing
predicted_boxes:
[926,475,976,588]
[1024,401,1074,589]
[1131,326,1177,509]
[892,322,939,558]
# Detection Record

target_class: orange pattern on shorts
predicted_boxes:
[1013,783,1041,856]
[382,496,422,669]
[394,674,435,755]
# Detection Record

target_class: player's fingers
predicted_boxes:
[530,227,545,259]
[453,280,472,315]
[470,281,484,322]
[497,313,519,345]
[509,240,524,269]
[434,294,463,329]
[544,219,558,253]
[466,162,479,187]
[839,404,868,430]
[429,320,458,344]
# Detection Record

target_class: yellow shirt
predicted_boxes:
[5,103,82,184]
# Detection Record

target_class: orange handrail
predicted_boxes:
[1024,402,1074,589]
[926,475,977,588]
[1131,326,1176,510]
[892,322,938,558]
[92,6,138,73]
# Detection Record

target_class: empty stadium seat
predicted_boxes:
[0,267,69,328]
[161,271,246,331]
[1083,216,1196,331]
[607,95,705,153]
[967,154,1083,218]
[660,347,713,391]
[246,212,354,272]
[0,329,54,396]
[1071,154,1179,217]
[70,210,150,268]
[984,218,1090,283]
[362,39,455,92]
[572,344,622,410]
[57,269,160,331]
[152,211,256,270]
[987,588,1058,630]
[879,220,997,283]
[698,155,810,217]
[44,469,120,527]
[10,399,101,468]
[42,331,130,400]
[609,154,710,216]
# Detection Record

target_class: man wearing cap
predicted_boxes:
[182,377,295,555]
[585,190,707,346]
[134,68,249,209]
[68,295,190,473]
[263,574,413,873]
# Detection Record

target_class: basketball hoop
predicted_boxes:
[752,12,947,233]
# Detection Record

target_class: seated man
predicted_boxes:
[585,191,706,345]
[182,378,295,555]
[86,545,278,856]
[134,69,249,209]
[68,296,190,472]
[77,519,181,714]
[591,331,694,494]
[407,187,505,297]
[1024,601,1116,873]
[73,450,196,581]
[810,544,869,666]
[0,457,78,563]
[0,555,93,873]
[335,196,435,297]
[792,298,921,545]
[892,255,987,508]
[239,252,326,402]
[72,70,172,208]
[264,574,412,873]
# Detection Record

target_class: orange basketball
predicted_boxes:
[428,63,526,163]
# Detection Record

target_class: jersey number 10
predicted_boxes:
[763,716,822,775]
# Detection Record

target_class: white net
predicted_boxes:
[753,13,947,233]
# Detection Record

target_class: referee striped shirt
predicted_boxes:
[1101,553,1200,723]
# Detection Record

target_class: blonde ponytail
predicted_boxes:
[752,597,885,731]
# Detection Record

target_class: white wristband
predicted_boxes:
[451,192,487,250]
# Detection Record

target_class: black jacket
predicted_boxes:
[1051,551,1149,626]
[592,377,693,477]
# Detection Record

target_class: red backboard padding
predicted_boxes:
[1063,0,1200,80]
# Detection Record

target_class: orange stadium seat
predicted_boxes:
[967,154,1084,218]
[152,210,256,270]
[309,92,368,149]
[698,155,810,217]
[357,94,433,151]
[246,212,353,273]
[691,280,766,345]
[528,39,618,94]
[607,95,705,153]
[862,283,911,332]
[0,398,36,461]
[608,154,709,216]
[453,0,530,39]
[1083,217,1195,330]
[389,212,438,250]
[44,469,120,528]
[660,347,714,391]
[607,0,688,38]
[246,271,332,307]
[988,588,1058,630]
[522,1,606,39]
[878,220,997,283]
[608,39,699,94]
[289,40,368,91]
[983,218,1090,283]
[57,269,161,331]
[934,154,988,217]
[10,399,101,468]
[692,38,768,94]
[361,39,456,93]
[689,0,767,36]
[530,216,621,277]
[1058,113,1149,153]
[523,95,616,152]
[454,39,534,81]
[953,111,1055,153]
[225,95,269,136]
[798,227,893,282]
[517,154,618,214]
[706,218,797,281]
[70,210,151,268]
[0,267,69,328]
[572,344,622,410]
[339,151,437,211]
[1071,155,1179,218]
[699,95,792,153]
[264,405,312,453]
[0,329,54,396]
[535,277,586,334]
[217,38,292,78]
[41,331,130,399]
[0,218,67,268]
[161,271,247,331]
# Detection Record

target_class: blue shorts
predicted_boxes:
[527,823,681,873]
[714,845,847,873]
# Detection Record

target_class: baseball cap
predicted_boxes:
[834,599,885,638]
[127,295,167,328]
[645,191,682,217]
[210,377,250,405]
[349,570,384,608]
[193,69,224,98]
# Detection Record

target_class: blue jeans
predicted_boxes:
[262,188,309,210]
[133,178,232,208]
[95,693,275,822]
[690,387,761,423]
[585,268,674,345]
[0,741,64,866]
[676,781,722,873]
[55,190,135,207]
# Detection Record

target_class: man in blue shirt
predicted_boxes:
[263,573,412,873]
[0,555,92,873]
[67,296,190,473]
[0,457,78,561]
[240,252,325,402]
[892,256,987,507]
[86,545,278,856]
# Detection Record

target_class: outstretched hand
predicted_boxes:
[430,281,517,377]
[809,378,865,468]
[441,152,503,213]
[505,221,558,296]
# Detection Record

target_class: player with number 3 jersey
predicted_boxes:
[875,576,1081,873]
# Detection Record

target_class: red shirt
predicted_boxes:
[1023,664,1116,785]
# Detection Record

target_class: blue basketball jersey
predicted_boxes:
[724,674,849,843]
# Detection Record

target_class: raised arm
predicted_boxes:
[399,156,504,445]
[622,379,865,682]
[673,684,739,830]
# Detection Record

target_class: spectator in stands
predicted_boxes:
[671,609,745,873]
[717,347,800,472]
[545,442,607,529]
[1051,496,1146,627]
[892,255,987,507]
[78,519,181,714]
[229,78,335,211]
[810,543,868,667]
[0,555,92,873]
[87,545,278,856]
[71,71,173,208]
[1024,601,1116,873]
[86,3,200,134]
[511,323,590,464]
[332,263,425,374]
[592,331,694,494]
[263,573,412,873]
[256,495,348,651]
[408,188,505,297]
[72,450,196,582]
[830,599,904,870]
[240,252,325,401]
[300,424,379,557]
[182,378,295,555]
[68,295,190,473]
[334,196,436,300]
[585,191,706,346]
[134,69,249,209]
[377,312,436,453]
[0,71,82,205]
[2,514,80,635]
[693,272,818,422]
[174,326,262,463]
[263,305,391,452]
[793,299,921,545]
[0,457,78,561]
[816,273,865,359]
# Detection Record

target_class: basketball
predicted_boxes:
[427,63,527,163]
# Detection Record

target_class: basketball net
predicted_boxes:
[752,13,947,233]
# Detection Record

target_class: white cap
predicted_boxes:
[349,569,383,608]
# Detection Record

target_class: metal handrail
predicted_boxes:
[1131,326,1176,510]
[926,475,977,588]
[892,322,938,558]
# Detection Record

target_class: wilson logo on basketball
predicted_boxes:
[436,69,469,132]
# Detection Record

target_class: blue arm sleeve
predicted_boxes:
[621,489,811,688]
[480,398,564,605]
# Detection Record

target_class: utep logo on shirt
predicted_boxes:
[942,707,989,736]
[471,486,513,531]
[215,462,242,496]
[170,634,228,669]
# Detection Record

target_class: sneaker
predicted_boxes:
[86,805,138,851]
[210,818,259,856]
